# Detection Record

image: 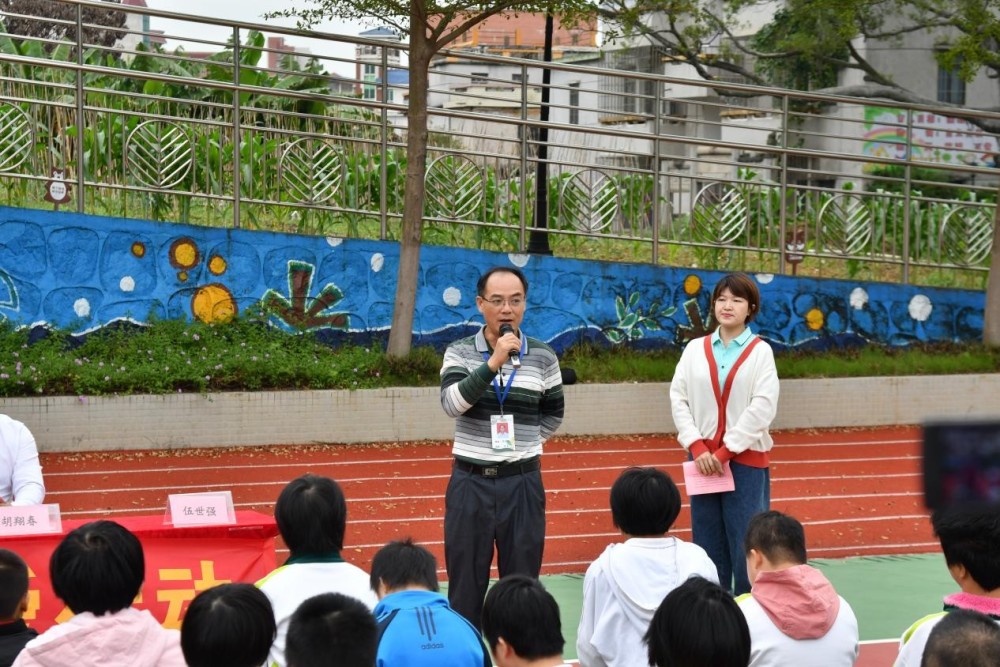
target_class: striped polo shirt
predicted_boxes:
[440,327,565,464]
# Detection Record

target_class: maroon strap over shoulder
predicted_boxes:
[702,335,763,451]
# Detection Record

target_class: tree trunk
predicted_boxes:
[984,199,1000,347]
[386,30,432,358]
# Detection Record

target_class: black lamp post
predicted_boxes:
[527,12,554,255]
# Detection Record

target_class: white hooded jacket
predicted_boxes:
[576,537,719,667]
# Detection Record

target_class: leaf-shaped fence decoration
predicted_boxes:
[0,104,33,173]
[424,155,483,219]
[940,204,994,267]
[560,169,619,232]
[691,183,750,245]
[279,138,344,205]
[125,120,193,189]
[818,193,873,256]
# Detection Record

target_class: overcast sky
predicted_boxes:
[143,1,380,75]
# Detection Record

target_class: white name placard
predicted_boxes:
[167,491,236,527]
[0,504,62,536]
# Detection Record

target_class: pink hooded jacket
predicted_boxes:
[739,564,859,667]
[751,564,840,639]
[12,608,185,667]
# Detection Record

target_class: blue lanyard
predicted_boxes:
[482,337,525,408]
[491,369,515,408]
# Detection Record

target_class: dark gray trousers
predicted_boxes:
[444,464,546,629]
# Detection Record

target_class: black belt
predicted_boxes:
[454,456,541,478]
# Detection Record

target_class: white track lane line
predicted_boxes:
[41,435,920,476]
[43,454,923,494]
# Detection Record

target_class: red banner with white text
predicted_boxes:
[1,511,278,631]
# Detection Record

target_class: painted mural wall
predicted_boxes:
[863,106,1000,165]
[0,206,985,352]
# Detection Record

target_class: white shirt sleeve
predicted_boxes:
[4,418,45,506]
[669,340,707,449]
[575,567,608,667]
[722,343,780,454]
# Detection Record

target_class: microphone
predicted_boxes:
[499,323,522,369]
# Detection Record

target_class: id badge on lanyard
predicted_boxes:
[491,413,515,450]
[484,351,520,451]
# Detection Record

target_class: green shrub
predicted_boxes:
[0,318,995,398]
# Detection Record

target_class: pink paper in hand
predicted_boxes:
[682,461,736,495]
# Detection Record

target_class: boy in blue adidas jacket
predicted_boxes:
[372,539,490,667]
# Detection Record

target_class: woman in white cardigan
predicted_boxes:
[669,272,780,595]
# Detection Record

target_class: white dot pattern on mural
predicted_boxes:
[908,294,932,322]
[850,288,869,310]
[507,253,529,268]
[443,287,461,307]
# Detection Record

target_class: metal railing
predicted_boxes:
[0,0,995,285]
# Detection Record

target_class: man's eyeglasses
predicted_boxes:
[483,297,525,308]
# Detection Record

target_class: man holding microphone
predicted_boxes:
[440,266,565,629]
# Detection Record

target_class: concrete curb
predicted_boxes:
[2,374,997,453]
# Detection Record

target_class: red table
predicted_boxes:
[2,510,278,631]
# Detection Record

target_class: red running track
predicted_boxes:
[41,425,934,572]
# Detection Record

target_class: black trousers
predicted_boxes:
[444,464,546,629]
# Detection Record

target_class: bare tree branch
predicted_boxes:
[845,40,898,87]
[860,17,953,39]
[700,7,802,61]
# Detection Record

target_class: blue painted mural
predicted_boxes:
[0,206,986,352]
